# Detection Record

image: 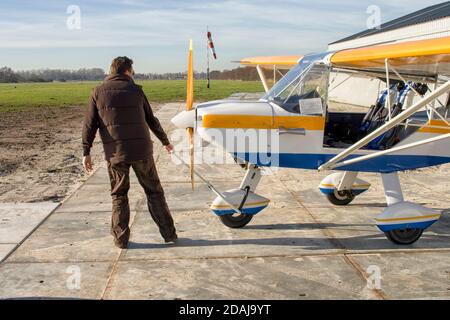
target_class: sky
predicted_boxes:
[0,0,445,73]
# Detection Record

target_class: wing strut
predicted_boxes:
[319,80,450,171]
[256,65,269,93]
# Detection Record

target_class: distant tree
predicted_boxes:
[11,68,107,82]
[0,67,22,83]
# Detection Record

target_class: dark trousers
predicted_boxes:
[106,157,176,244]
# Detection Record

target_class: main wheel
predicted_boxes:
[384,228,423,245]
[219,213,253,228]
[326,189,355,206]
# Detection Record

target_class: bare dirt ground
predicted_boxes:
[1,105,111,203]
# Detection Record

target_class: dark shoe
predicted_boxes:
[164,234,178,244]
[114,239,128,249]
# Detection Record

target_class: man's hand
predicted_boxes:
[165,143,174,154]
[83,155,94,173]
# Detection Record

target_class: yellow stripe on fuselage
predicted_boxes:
[210,200,270,209]
[202,114,325,130]
[320,183,371,189]
[417,120,450,134]
[375,214,440,223]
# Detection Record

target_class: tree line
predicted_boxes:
[210,67,285,81]
[0,66,282,83]
[0,67,106,83]
[135,67,282,81]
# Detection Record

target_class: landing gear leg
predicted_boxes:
[379,172,429,245]
[219,164,262,228]
[327,171,358,205]
[320,171,370,206]
[381,172,404,206]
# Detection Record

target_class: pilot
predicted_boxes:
[81,56,177,249]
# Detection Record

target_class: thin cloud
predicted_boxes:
[0,0,444,72]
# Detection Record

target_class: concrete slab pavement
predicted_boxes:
[0,102,449,299]
[102,256,373,300]
[0,245,16,263]
[0,202,59,262]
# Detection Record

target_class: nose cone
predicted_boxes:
[171,109,196,129]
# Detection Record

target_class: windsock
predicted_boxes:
[207,31,217,59]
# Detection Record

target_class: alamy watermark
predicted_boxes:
[66,265,81,290]
[366,5,381,30]
[66,5,81,30]
[170,128,280,172]
[366,265,382,290]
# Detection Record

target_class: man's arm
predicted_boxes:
[82,91,100,157]
[142,93,170,146]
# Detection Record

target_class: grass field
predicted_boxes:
[0,80,264,112]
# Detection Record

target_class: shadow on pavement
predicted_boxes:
[127,232,450,251]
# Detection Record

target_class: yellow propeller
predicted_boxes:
[186,40,195,190]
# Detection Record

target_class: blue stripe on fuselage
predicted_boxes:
[377,220,437,232]
[233,152,450,173]
[319,188,368,195]
[211,205,267,216]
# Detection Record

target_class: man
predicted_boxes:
[82,56,177,249]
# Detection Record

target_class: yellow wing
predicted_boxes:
[331,36,450,78]
[240,55,303,70]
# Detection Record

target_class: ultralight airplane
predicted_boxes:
[171,36,450,245]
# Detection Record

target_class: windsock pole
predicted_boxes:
[206,27,217,89]
[207,26,210,89]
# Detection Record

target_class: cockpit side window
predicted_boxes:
[270,64,329,115]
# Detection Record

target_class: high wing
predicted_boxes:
[240,36,450,77]
[238,37,450,90]
[239,55,303,70]
[238,55,303,92]
[330,36,450,79]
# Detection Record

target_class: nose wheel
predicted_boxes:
[219,213,253,228]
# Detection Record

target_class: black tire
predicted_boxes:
[384,228,423,245]
[326,189,355,206]
[219,213,253,228]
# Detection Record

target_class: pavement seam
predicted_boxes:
[4,247,450,264]
[279,175,390,300]
[282,184,344,249]
[0,166,104,265]
[99,251,123,299]
[99,198,143,300]
[342,254,389,300]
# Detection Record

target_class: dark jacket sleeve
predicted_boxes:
[82,90,100,156]
[142,93,170,146]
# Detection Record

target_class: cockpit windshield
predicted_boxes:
[262,53,330,115]
[263,63,307,101]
